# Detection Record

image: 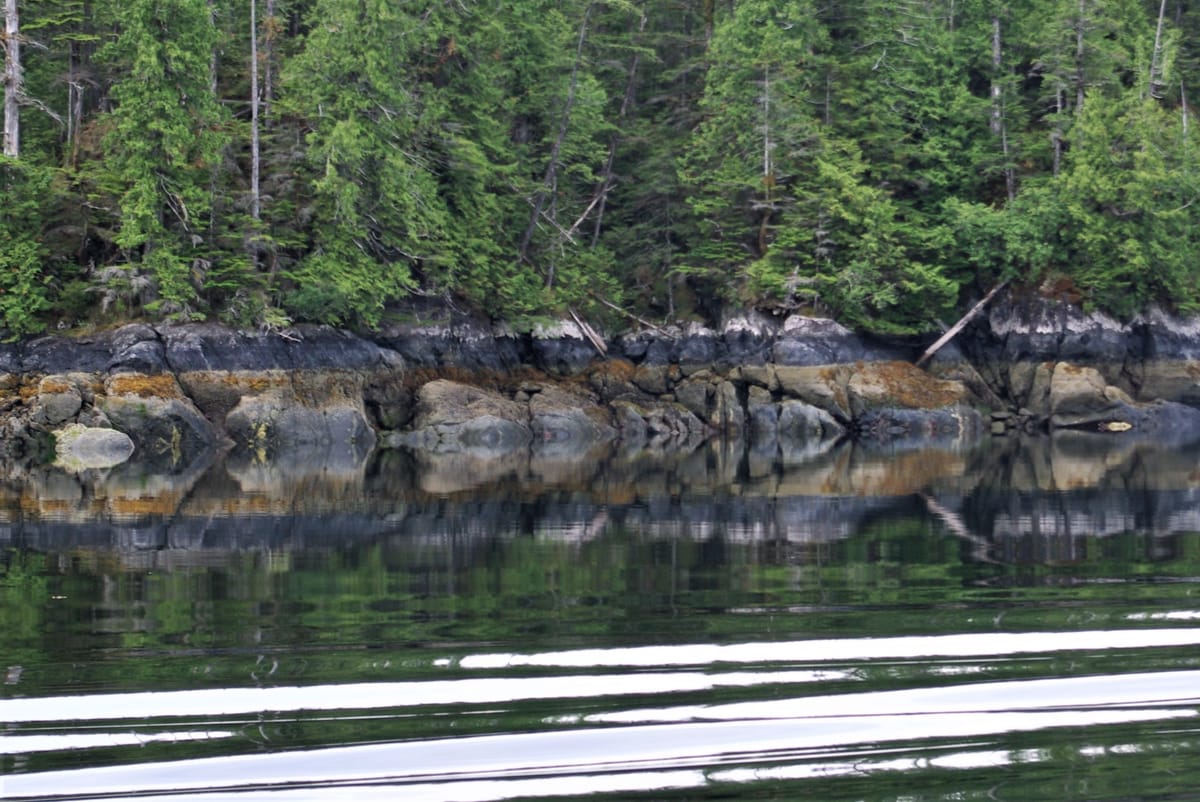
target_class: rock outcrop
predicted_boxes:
[959,294,1200,440]
[5,291,1200,471]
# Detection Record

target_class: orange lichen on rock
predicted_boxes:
[38,377,74,395]
[864,361,965,409]
[586,358,636,384]
[228,372,288,393]
[107,373,183,399]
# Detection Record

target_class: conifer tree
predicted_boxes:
[678,0,826,300]
[0,158,53,334]
[94,0,231,316]
[279,0,448,326]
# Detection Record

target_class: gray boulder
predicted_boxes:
[99,373,220,470]
[32,375,82,425]
[54,424,135,471]
[529,384,617,454]
[399,379,532,453]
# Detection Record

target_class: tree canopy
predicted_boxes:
[2,0,1199,336]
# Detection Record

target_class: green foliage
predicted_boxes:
[279,0,453,324]
[1054,91,1200,314]
[0,160,54,335]
[93,0,231,315]
[6,0,1200,332]
[942,195,1062,285]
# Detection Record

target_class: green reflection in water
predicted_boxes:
[3,437,1200,800]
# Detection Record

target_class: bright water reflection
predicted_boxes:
[4,435,1200,800]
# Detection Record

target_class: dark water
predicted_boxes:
[4,433,1200,801]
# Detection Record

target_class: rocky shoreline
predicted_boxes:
[5,291,1200,473]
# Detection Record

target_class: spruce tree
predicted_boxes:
[93,0,231,316]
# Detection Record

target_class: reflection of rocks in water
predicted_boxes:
[222,442,371,508]
[398,447,531,496]
[964,435,1200,560]
[8,434,1200,569]
[0,449,217,553]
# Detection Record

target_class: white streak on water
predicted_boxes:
[0,670,844,725]
[460,628,1200,669]
[4,672,1195,797]
[584,669,1200,724]
[0,729,237,754]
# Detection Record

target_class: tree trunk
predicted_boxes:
[518,1,594,282]
[1074,0,1086,111]
[991,17,1014,201]
[1149,0,1167,99]
[3,0,20,158]
[1183,79,1190,136]
[263,0,275,119]
[590,6,647,248]
[66,41,81,166]
[915,282,1007,368]
[250,0,261,222]
[1052,87,1063,176]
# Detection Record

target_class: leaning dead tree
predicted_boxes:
[915,282,1008,368]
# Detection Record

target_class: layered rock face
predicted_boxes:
[959,293,1200,440]
[0,324,391,469]
[8,292,1200,468]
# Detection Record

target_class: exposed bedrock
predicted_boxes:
[5,292,1200,466]
[955,293,1200,440]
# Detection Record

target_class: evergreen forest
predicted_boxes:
[3,0,1200,337]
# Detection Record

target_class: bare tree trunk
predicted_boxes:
[3,0,20,158]
[518,1,594,284]
[1052,87,1063,176]
[1149,0,1168,99]
[263,0,275,119]
[1074,0,1086,111]
[66,42,81,165]
[589,6,646,248]
[208,0,218,96]
[991,17,1014,201]
[757,64,774,257]
[1184,79,1190,136]
[915,282,1007,368]
[990,19,1002,137]
[762,64,771,185]
[250,0,261,222]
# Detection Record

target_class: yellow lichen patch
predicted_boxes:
[215,371,289,393]
[108,373,182,399]
[870,361,965,409]
[217,496,281,515]
[38,377,74,395]
[31,498,79,516]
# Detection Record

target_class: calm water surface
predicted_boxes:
[3,433,1200,800]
